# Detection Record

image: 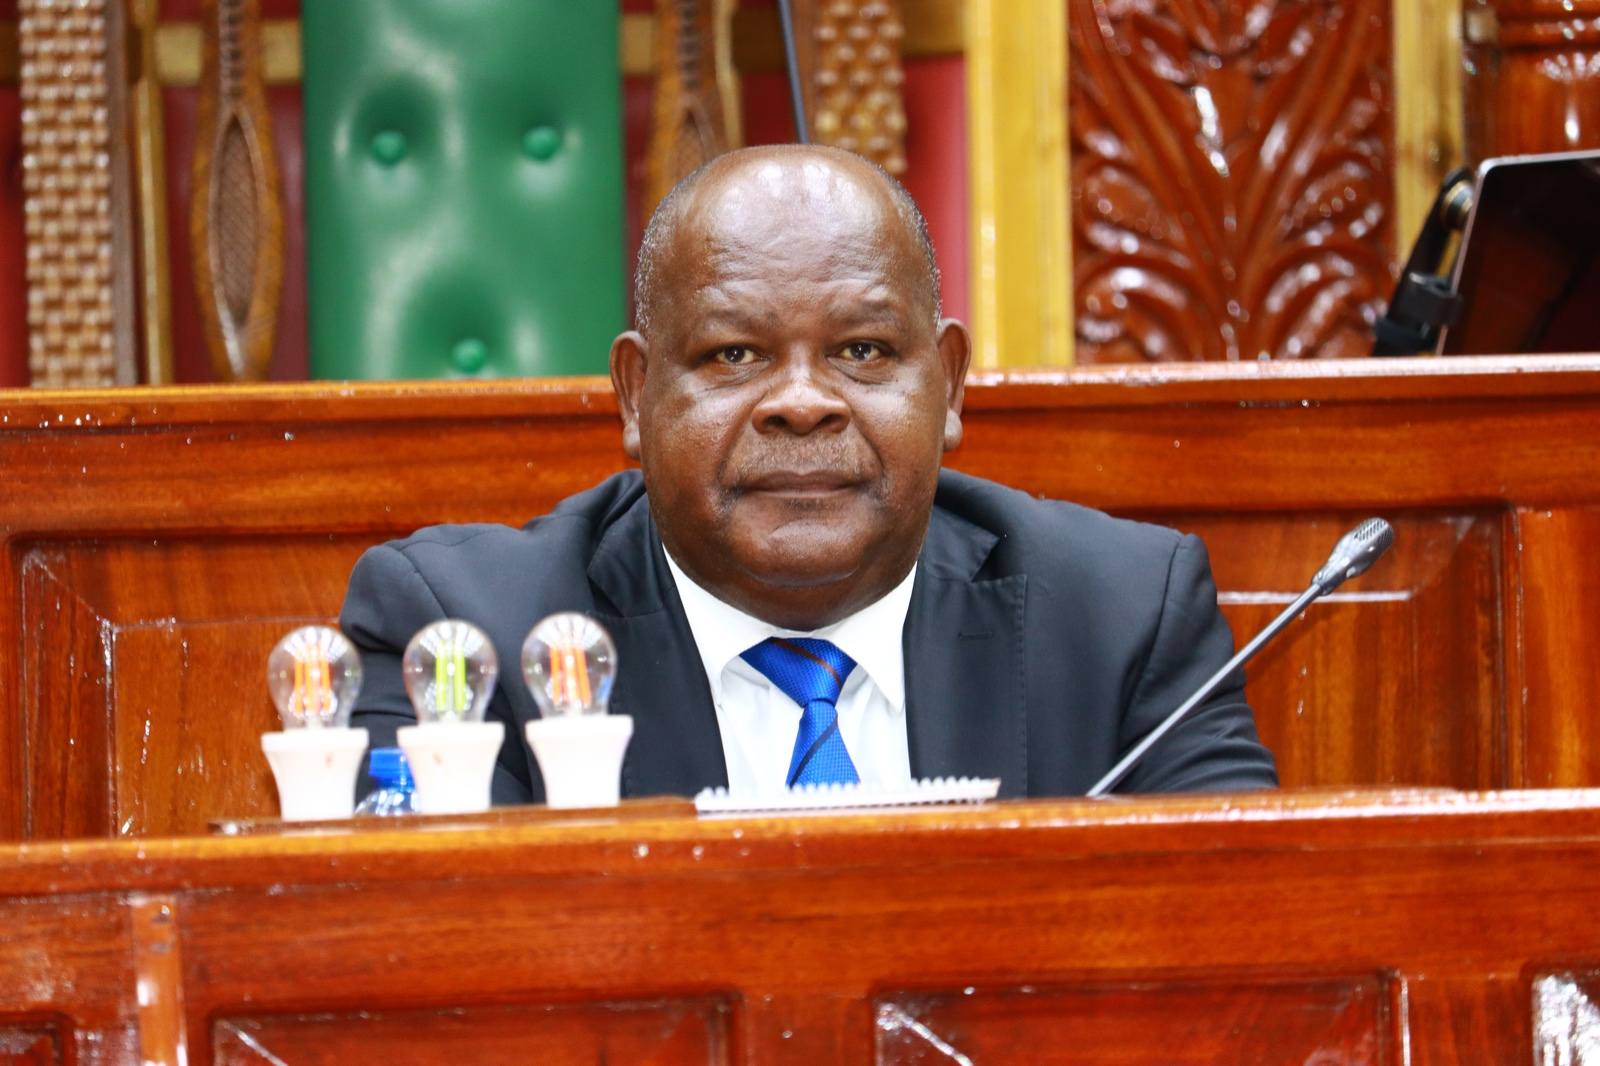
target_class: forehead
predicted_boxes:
[668,158,921,308]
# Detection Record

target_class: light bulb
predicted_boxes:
[402,619,498,724]
[521,612,617,717]
[266,625,362,729]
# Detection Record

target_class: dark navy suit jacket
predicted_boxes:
[339,469,1277,802]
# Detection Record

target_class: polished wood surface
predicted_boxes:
[3,790,1600,1062]
[6,359,1600,836]
[1465,0,1600,158]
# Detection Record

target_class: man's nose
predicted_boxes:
[750,352,851,435]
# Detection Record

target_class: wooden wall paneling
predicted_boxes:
[876,977,1391,1064]
[190,0,282,382]
[1464,0,1600,159]
[211,1001,732,1065]
[1173,511,1504,789]
[1068,0,1396,362]
[965,0,1071,368]
[0,893,139,1063]
[1513,507,1600,787]
[1402,975,1531,1065]
[810,0,908,174]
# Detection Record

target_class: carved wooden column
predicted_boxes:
[191,0,281,382]
[646,0,740,213]
[1463,0,1600,159]
[17,0,137,386]
[810,0,907,174]
[1069,0,1396,362]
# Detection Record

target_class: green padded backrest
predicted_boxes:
[301,1,625,379]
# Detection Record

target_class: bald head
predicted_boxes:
[633,145,941,337]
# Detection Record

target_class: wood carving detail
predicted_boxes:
[1069,0,1396,361]
[1463,0,1600,158]
[191,0,282,382]
[645,0,739,214]
[813,0,907,173]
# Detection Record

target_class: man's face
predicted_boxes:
[612,154,970,630]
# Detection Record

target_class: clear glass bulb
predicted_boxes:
[521,612,617,717]
[266,625,362,729]
[402,619,498,724]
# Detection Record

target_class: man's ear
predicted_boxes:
[609,331,648,460]
[936,318,972,452]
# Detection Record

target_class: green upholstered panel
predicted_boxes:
[301,2,625,379]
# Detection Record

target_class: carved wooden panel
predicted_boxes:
[645,0,739,213]
[1069,0,1396,361]
[213,1000,731,1065]
[812,0,908,173]
[191,0,282,381]
[876,976,1390,1063]
[1170,511,1504,789]
[19,536,370,837]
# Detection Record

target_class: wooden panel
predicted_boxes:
[1069,0,1396,361]
[876,976,1390,1064]
[1171,511,1503,789]
[0,792,1597,1060]
[212,1000,730,1065]
[1403,975,1529,1066]
[20,537,370,837]
[1517,507,1600,787]
[1464,0,1600,159]
[0,896,138,1065]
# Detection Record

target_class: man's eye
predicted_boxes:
[842,342,885,361]
[713,346,757,366]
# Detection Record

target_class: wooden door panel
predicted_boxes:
[876,976,1392,1064]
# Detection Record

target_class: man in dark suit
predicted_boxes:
[341,145,1276,802]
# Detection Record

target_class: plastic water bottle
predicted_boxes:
[354,747,416,816]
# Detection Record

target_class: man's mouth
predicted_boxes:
[741,470,859,496]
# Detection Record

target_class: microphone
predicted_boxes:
[1085,517,1395,798]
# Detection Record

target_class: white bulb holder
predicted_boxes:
[525,714,634,809]
[397,720,505,814]
[261,727,369,822]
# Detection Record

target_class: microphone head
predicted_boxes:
[1312,518,1395,593]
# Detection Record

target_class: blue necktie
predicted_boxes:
[741,637,860,787]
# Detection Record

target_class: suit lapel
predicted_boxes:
[904,509,1030,798]
[588,497,729,797]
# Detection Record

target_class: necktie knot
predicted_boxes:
[740,637,855,708]
[740,637,859,787]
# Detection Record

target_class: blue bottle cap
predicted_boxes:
[368,747,414,790]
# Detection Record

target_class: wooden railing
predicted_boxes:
[4,358,1600,837]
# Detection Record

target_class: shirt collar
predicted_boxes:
[663,547,916,714]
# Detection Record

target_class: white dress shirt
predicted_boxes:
[663,548,915,793]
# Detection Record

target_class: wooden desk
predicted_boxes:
[4,357,1600,837]
[1,790,1598,1063]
